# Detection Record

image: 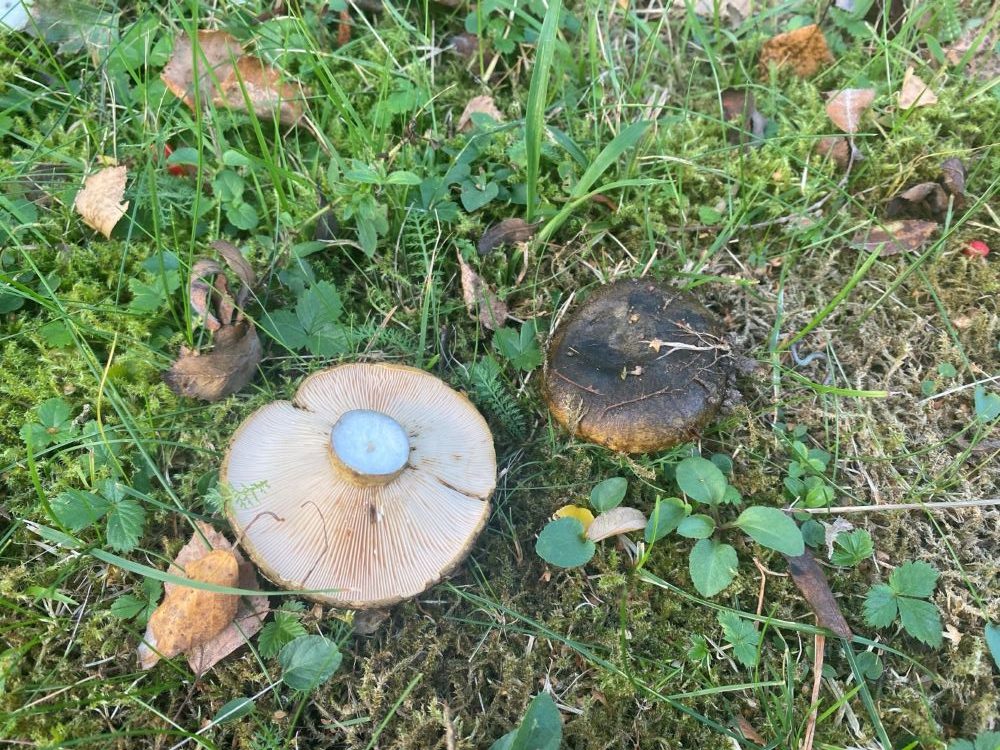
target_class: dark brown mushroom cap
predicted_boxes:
[543,279,728,453]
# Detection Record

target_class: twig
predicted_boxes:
[801,633,825,750]
[789,497,1000,515]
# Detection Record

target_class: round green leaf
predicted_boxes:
[279,635,342,691]
[644,497,688,543]
[733,506,804,556]
[675,457,727,505]
[688,539,738,598]
[677,514,716,539]
[535,518,595,568]
[590,477,628,512]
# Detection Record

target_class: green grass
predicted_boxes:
[2,0,999,748]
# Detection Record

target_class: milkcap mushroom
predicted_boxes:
[543,279,729,453]
[222,363,496,609]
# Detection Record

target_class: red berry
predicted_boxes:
[963,240,990,258]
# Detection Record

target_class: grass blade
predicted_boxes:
[570,120,651,201]
[524,0,562,221]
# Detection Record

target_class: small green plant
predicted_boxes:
[493,319,543,372]
[278,634,342,691]
[50,479,146,552]
[535,477,632,568]
[110,577,162,627]
[260,280,351,356]
[780,433,836,508]
[257,602,308,659]
[863,561,943,647]
[21,397,76,449]
[831,529,874,567]
[718,611,760,668]
[489,691,562,750]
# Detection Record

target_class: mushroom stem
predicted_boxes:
[328,409,410,486]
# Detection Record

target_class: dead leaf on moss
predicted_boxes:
[586,507,647,542]
[944,28,999,82]
[163,521,269,675]
[815,137,853,169]
[825,88,875,133]
[758,24,833,78]
[785,551,852,639]
[898,67,938,110]
[720,88,767,145]
[851,219,938,256]
[941,158,965,201]
[138,548,239,670]
[161,30,304,126]
[457,94,503,132]
[457,250,508,331]
[885,182,948,221]
[73,165,128,238]
[165,243,262,401]
[478,218,539,255]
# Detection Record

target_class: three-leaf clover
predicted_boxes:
[863,561,942,647]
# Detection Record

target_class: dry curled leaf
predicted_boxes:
[885,182,948,221]
[720,88,767,145]
[758,24,833,79]
[940,158,966,201]
[457,250,508,331]
[138,549,239,670]
[785,551,853,639]
[73,165,128,238]
[457,94,503,132]
[852,219,938,256]
[586,507,647,542]
[897,67,938,110]
[477,218,539,255]
[825,88,875,134]
[161,30,304,126]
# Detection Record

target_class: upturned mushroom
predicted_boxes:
[222,363,496,609]
[543,279,731,453]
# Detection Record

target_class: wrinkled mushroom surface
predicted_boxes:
[543,279,729,453]
[222,363,495,609]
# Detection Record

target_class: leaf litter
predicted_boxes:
[457,250,508,331]
[457,94,503,132]
[161,30,305,126]
[73,164,128,238]
[897,67,938,110]
[478,217,539,255]
[758,24,833,78]
[825,88,875,134]
[163,241,262,401]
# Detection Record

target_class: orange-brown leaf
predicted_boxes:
[73,165,128,238]
[825,88,875,134]
[759,24,833,78]
[852,220,938,257]
[164,321,262,401]
[897,67,938,110]
[457,94,503,132]
[478,218,539,255]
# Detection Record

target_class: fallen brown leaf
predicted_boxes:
[825,88,875,134]
[450,32,480,59]
[815,136,852,169]
[73,165,128,238]
[720,88,767,145]
[457,250,508,331]
[885,182,948,221]
[851,219,938,257]
[758,24,833,79]
[735,715,766,745]
[586,507,647,542]
[898,67,938,110]
[161,30,304,126]
[477,217,539,255]
[785,551,853,639]
[944,28,999,81]
[457,94,503,132]
[164,522,270,675]
[138,548,240,669]
[941,158,966,201]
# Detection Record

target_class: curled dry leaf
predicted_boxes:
[851,219,938,256]
[943,28,999,82]
[897,67,938,110]
[165,244,262,401]
[885,182,948,221]
[457,94,503,132]
[940,158,966,201]
[457,250,508,331]
[138,549,240,670]
[758,24,833,79]
[586,507,647,542]
[825,88,875,134]
[478,217,539,255]
[73,165,128,238]
[720,88,767,146]
[163,521,269,675]
[785,550,852,639]
[161,30,304,126]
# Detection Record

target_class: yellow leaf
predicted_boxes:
[553,505,595,533]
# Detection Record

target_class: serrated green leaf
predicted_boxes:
[258,611,308,659]
[675,457,727,505]
[718,611,760,667]
[590,477,627,512]
[105,497,145,552]
[493,320,542,372]
[676,514,715,539]
[297,281,343,331]
[535,518,595,569]
[51,490,110,531]
[889,561,938,598]
[733,506,804,556]
[831,529,874,567]
[279,635,342,691]
[226,202,259,231]
[688,539,737,598]
[261,309,309,350]
[897,596,942,647]
[37,397,71,429]
[110,595,146,620]
[863,584,898,628]
[39,320,73,347]
[644,497,688,543]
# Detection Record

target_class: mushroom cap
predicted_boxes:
[543,279,728,453]
[221,363,495,609]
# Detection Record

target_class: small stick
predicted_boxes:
[801,633,825,750]
[789,498,1000,515]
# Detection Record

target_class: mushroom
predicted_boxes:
[221,363,495,609]
[543,279,730,453]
